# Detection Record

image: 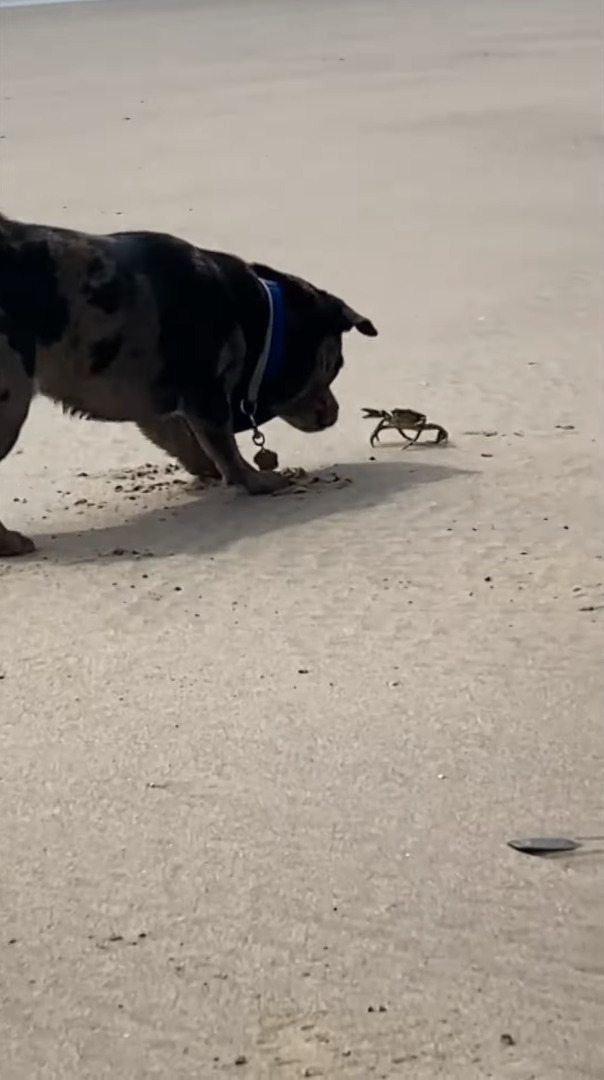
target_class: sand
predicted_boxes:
[0,0,602,1076]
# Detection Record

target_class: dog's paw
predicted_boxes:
[241,469,290,496]
[0,527,36,557]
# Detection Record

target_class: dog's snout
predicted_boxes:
[318,397,338,428]
[278,387,340,433]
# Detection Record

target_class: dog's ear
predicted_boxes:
[340,304,378,337]
[327,296,378,337]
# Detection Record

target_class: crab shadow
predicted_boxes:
[32,458,472,566]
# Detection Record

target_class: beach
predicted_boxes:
[0,0,602,1076]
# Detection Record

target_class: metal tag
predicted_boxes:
[254,447,279,472]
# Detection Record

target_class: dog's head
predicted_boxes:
[250,262,377,433]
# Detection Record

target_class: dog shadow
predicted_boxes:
[33,458,471,566]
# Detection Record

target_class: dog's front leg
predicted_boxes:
[136,415,221,479]
[181,408,288,495]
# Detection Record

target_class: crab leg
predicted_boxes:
[370,418,390,446]
[418,422,449,444]
[397,423,423,447]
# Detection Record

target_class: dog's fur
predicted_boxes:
[0,212,377,555]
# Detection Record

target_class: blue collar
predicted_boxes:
[232,278,285,433]
[261,278,285,385]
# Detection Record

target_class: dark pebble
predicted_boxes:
[508,837,580,855]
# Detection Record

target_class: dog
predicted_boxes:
[0,211,377,555]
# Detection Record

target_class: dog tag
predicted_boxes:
[254,447,279,472]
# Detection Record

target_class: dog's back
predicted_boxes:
[0,215,273,422]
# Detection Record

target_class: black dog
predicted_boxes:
[0,212,377,555]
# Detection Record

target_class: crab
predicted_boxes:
[362,407,449,448]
